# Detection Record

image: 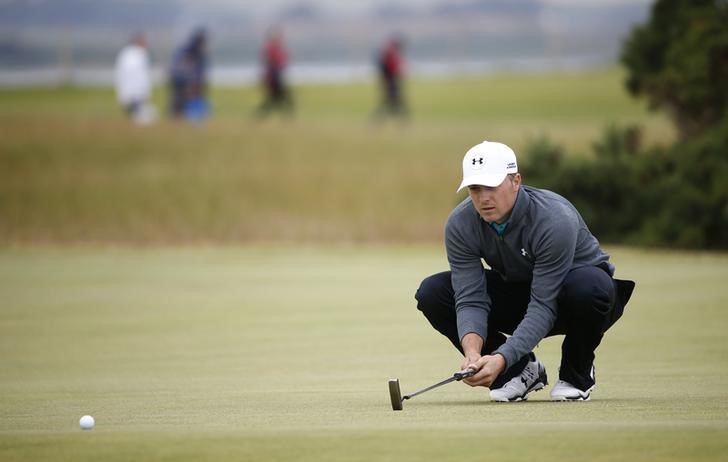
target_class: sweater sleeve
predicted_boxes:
[494,208,578,368]
[445,213,490,344]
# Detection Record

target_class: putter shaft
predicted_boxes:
[402,368,475,401]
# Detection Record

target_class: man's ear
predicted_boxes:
[512,173,522,188]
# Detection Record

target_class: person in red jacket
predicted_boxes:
[372,36,408,121]
[255,28,294,118]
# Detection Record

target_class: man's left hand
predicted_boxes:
[462,354,507,388]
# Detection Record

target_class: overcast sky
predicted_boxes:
[198,0,654,15]
[201,0,651,6]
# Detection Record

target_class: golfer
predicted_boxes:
[415,141,635,401]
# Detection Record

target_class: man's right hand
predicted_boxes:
[460,332,484,378]
[461,351,482,372]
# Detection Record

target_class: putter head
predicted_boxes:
[388,379,403,411]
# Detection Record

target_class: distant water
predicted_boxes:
[0,54,612,88]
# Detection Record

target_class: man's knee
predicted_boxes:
[415,271,453,314]
[559,267,615,318]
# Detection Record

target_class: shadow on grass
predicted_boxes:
[402,399,597,408]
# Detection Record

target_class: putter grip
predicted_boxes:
[454,368,476,380]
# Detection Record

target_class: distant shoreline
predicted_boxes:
[0,53,613,88]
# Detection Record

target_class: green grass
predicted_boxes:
[1,245,727,461]
[0,69,674,245]
[0,71,718,460]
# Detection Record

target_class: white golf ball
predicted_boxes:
[79,415,95,430]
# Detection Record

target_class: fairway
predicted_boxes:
[1,245,727,461]
[0,69,674,245]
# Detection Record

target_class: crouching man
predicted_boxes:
[415,140,635,401]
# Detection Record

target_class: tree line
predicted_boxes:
[522,0,728,249]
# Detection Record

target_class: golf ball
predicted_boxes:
[79,415,95,430]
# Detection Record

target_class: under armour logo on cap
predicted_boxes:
[472,157,484,165]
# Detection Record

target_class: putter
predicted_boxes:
[388,368,475,411]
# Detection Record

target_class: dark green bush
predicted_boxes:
[521,122,728,249]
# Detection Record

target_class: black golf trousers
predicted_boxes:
[415,265,634,391]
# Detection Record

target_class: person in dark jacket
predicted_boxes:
[415,140,635,401]
[169,28,209,120]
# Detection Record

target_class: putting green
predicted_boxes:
[1,245,727,461]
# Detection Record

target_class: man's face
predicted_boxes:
[467,174,521,224]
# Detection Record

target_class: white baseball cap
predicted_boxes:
[457,141,518,192]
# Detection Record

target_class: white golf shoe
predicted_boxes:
[489,357,548,402]
[550,366,595,401]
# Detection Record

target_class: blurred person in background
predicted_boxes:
[169,28,210,121]
[254,27,294,118]
[114,33,156,125]
[372,36,408,122]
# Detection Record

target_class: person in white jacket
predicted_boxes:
[115,33,156,124]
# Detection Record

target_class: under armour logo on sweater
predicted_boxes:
[521,248,528,257]
[472,157,484,165]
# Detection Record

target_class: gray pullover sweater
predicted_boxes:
[445,185,613,368]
